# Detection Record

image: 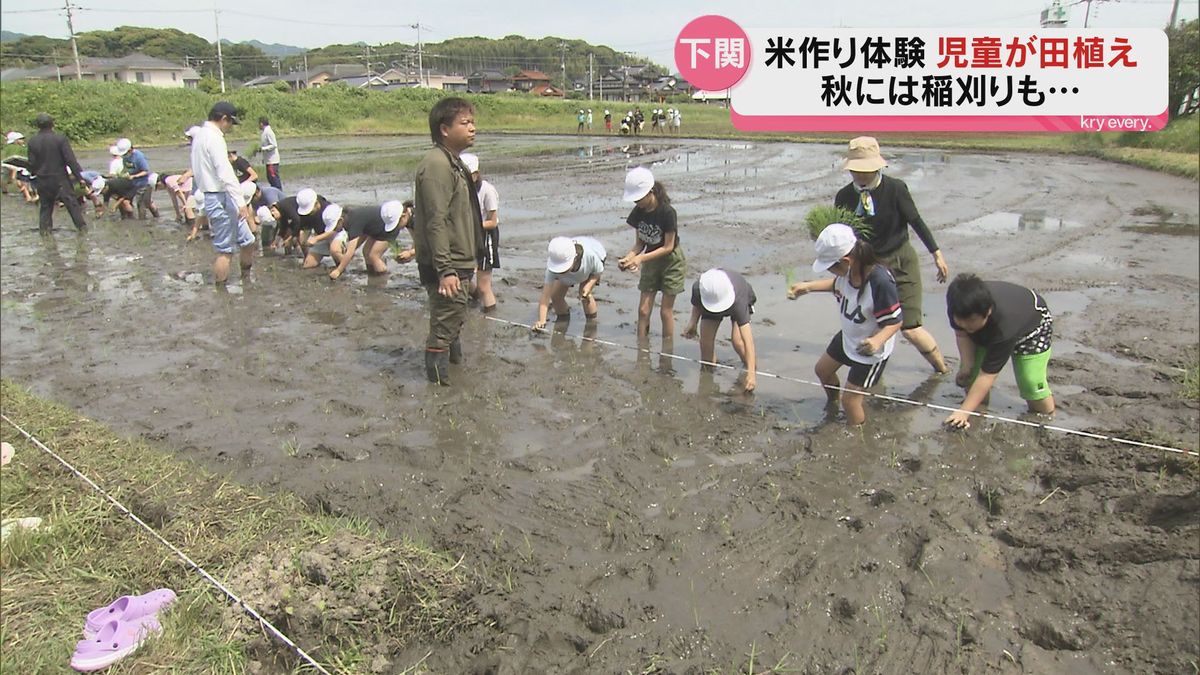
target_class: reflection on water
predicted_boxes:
[954,211,1084,235]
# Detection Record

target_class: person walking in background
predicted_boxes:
[576,109,586,134]
[460,152,500,313]
[834,136,950,374]
[191,101,254,284]
[257,116,282,190]
[586,109,594,132]
[412,97,482,385]
[604,110,612,134]
[26,113,88,233]
[618,166,686,340]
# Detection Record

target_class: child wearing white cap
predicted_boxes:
[682,268,758,393]
[304,202,350,270]
[788,223,903,426]
[618,167,686,339]
[461,152,500,312]
[533,236,606,332]
[327,201,412,280]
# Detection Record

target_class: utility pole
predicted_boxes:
[1167,0,1181,28]
[559,42,569,91]
[365,44,372,79]
[63,0,82,79]
[410,23,426,86]
[588,52,593,100]
[212,6,226,92]
[302,51,309,88]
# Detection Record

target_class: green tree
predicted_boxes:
[1166,19,1199,119]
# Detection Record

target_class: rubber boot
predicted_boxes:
[425,349,450,385]
[449,338,463,365]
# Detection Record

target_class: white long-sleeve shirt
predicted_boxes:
[259,125,280,164]
[190,120,244,207]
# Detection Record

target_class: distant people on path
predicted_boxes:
[618,167,686,340]
[461,152,500,313]
[412,97,483,385]
[834,136,950,374]
[534,235,606,331]
[943,274,1055,429]
[576,109,586,134]
[604,110,612,133]
[26,113,88,233]
[191,101,254,284]
[788,223,902,426]
[683,268,758,393]
[671,108,682,134]
[257,116,282,190]
[586,109,593,131]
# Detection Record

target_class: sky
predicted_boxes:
[2,0,1195,70]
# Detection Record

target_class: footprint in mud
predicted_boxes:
[324,399,366,417]
[308,443,370,462]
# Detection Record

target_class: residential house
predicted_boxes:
[467,69,511,94]
[1,53,200,88]
[529,83,564,97]
[512,69,551,92]
[376,68,468,91]
[244,64,368,90]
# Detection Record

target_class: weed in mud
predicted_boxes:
[1179,355,1200,400]
[281,437,300,457]
[871,603,889,649]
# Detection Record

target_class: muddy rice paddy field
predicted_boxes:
[1,135,1198,673]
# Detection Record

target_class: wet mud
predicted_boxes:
[2,135,1197,673]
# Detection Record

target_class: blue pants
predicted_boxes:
[204,192,254,254]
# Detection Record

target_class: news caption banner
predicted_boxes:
[674,15,1168,133]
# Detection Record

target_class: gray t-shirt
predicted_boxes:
[545,236,606,287]
[691,270,756,325]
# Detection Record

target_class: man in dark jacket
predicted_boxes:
[26,113,88,233]
[412,97,483,385]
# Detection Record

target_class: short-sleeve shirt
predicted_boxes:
[478,179,499,224]
[691,270,756,326]
[833,265,903,364]
[275,195,326,234]
[102,177,138,203]
[626,201,679,253]
[345,204,400,242]
[252,185,284,209]
[950,281,1048,374]
[545,236,606,287]
[124,149,151,187]
[231,155,253,184]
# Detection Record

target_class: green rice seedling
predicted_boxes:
[803,204,868,241]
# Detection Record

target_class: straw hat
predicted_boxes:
[842,136,888,172]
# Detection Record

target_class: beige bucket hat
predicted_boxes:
[842,136,888,172]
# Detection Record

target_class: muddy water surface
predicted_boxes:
[2,135,1197,673]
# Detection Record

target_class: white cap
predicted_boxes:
[623,166,654,202]
[381,200,404,232]
[322,203,343,231]
[90,177,106,193]
[115,138,132,155]
[546,236,576,274]
[108,144,122,156]
[698,269,736,313]
[460,152,479,174]
[296,188,318,215]
[256,205,274,223]
[5,131,24,144]
[148,172,159,186]
[812,223,858,274]
[240,180,257,200]
[604,109,610,114]
[184,126,202,140]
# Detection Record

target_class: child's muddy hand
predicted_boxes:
[532,320,547,332]
[681,327,697,339]
[944,410,971,429]
[856,339,877,356]
[787,282,807,299]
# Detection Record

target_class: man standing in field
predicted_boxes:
[258,117,282,190]
[191,101,254,284]
[412,97,482,385]
[26,112,88,233]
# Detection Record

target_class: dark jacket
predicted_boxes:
[27,129,84,180]
[411,145,482,278]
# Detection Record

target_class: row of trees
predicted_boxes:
[0,28,661,88]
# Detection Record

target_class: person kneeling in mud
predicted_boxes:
[683,268,759,393]
[328,201,412,280]
[533,235,606,331]
[302,202,350,270]
[943,273,1055,429]
[788,223,902,426]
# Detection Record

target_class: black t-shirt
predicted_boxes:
[691,270,756,325]
[345,205,400,242]
[231,155,253,184]
[102,177,137,203]
[949,280,1047,374]
[626,201,679,253]
[834,175,939,256]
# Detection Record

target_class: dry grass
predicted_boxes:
[0,379,477,674]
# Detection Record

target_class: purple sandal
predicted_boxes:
[70,615,162,672]
[83,588,176,639]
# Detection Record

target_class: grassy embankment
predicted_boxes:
[0,380,477,673]
[1,81,1196,179]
